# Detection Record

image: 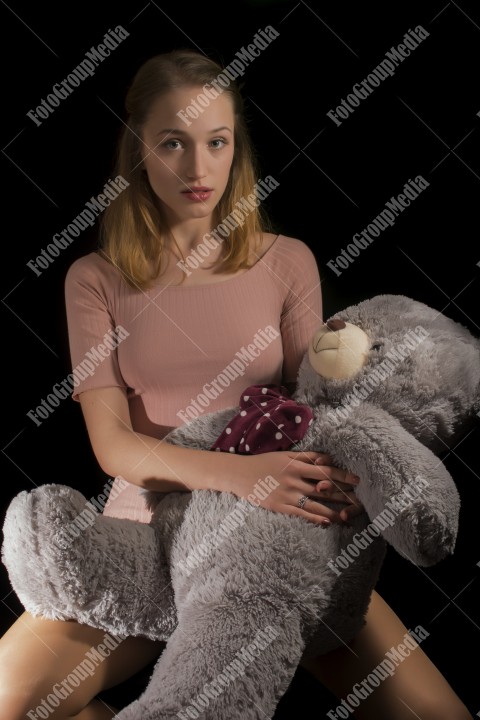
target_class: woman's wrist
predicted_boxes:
[195,449,247,495]
[137,443,247,495]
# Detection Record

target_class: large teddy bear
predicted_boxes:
[3,295,479,720]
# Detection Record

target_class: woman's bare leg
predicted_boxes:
[0,612,164,720]
[70,699,117,719]
[300,590,472,719]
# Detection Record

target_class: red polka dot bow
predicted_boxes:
[210,384,314,454]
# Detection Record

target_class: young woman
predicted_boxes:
[0,50,471,720]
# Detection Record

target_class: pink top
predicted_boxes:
[65,234,323,522]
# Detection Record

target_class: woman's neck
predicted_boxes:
[163,214,218,258]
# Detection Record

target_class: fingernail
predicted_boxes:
[318,481,330,490]
[320,519,331,526]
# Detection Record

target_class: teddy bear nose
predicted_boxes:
[326,319,346,331]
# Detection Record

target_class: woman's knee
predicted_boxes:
[0,613,163,719]
[0,661,100,719]
[0,614,109,719]
[405,693,473,720]
[0,683,88,720]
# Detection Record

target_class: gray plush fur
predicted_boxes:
[2,295,479,720]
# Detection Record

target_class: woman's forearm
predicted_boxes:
[79,388,247,494]
[101,427,244,493]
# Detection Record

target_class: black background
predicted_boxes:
[1,0,479,716]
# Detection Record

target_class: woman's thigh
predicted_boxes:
[0,612,164,719]
[300,590,472,720]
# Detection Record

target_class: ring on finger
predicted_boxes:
[297,495,309,509]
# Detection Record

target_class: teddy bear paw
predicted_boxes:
[2,484,102,619]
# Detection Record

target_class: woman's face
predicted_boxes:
[141,86,235,227]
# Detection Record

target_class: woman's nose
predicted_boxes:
[185,146,207,179]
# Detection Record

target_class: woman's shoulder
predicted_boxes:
[257,232,317,266]
[65,251,120,289]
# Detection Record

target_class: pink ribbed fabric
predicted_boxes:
[65,234,323,523]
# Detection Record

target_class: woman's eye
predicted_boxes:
[209,138,227,149]
[162,140,182,150]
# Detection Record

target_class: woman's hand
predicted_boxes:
[226,451,363,526]
[312,453,363,523]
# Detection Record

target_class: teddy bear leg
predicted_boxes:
[1,484,177,641]
[113,492,331,720]
[115,594,304,720]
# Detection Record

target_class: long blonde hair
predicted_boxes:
[100,49,270,289]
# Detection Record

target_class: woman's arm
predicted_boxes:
[79,386,356,524]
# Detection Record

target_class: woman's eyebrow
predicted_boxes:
[157,128,186,135]
[155,128,185,136]
[156,126,232,136]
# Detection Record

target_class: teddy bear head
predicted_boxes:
[296,294,480,453]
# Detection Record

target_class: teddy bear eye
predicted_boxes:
[371,343,383,351]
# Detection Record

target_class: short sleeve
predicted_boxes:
[280,240,323,384]
[65,255,127,401]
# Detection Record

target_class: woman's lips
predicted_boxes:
[181,188,213,202]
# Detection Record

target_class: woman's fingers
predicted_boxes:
[339,502,365,521]
[314,465,360,486]
[317,477,357,492]
[286,500,343,526]
[289,452,360,487]
[291,451,347,470]
[288,451,331,465]
[316,489,359,504]
[289,494,364,526]
[298,482,363,510]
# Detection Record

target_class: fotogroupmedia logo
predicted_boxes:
[176,625,280,719]
[176,326,280,424]
[327,26,430,126]
[177,176,280,276]
[26,631,127,719]
[27,325,130,426]
[176,26,279,127]
[27,176,129,277]
[326,625,430,718]
[27,26,130,127]
[326,176,430,277]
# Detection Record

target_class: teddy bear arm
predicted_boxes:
[316,405,460,566]
[163,407,239,449]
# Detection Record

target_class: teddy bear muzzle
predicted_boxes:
[308,320,370,380]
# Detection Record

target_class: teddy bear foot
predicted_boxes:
[114,699,153,719]
[114,698,235,720]
[117,707,191,720]
[2,484,177,640]
[115,592,305,720]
